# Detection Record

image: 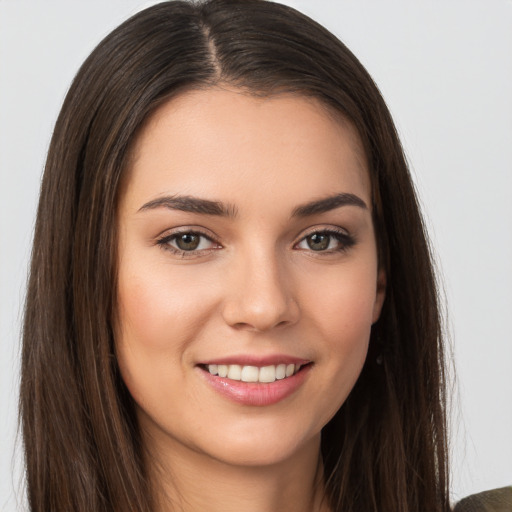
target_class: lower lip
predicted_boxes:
[198,365,312,406]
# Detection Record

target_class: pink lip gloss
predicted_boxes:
[197,363,312,406]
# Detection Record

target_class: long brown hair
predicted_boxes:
[20,1,450,511]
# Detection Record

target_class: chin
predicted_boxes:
[207,435,318,469]
[189,415,324,469]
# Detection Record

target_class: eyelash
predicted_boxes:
[156,227,356,258]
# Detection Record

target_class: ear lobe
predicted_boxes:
[372,268,386,324]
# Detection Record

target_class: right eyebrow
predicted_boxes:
[137,195,238,217]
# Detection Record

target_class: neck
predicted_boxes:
[145,430,331,512]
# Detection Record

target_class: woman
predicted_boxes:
[20,1,451,511]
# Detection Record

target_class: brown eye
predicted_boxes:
[296,229,355,253]
[175,233,201,251]
[157,230,220,256]
[306,233,330,251]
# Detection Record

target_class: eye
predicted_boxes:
[173,233,204,251]
[295,229,355,253]
[157,230,220,255]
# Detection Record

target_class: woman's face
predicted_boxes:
[116,88,385,468]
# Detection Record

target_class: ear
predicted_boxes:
[372,268,386,324]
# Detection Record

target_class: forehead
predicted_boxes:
[123,87,370,212]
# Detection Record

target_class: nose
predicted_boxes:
[221,248,300,332]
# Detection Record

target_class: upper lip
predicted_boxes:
[197,355,312,367]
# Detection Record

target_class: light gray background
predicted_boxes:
[1,1,511,510]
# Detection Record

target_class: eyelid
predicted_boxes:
[297,224,350,239]
[154,224,218,240]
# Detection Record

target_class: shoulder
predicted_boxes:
[453,487,512,512]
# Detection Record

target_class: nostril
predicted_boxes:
[229,319,292,333]
[231,322,253,331]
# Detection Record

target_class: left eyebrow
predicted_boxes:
[291,193,368,217]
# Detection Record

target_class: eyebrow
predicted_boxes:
[138,192,367,218]
[138,195,238,217]
[291,193,367,217]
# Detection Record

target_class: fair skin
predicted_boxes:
[116,87,385,512]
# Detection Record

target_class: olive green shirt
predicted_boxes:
[454,487,512,512]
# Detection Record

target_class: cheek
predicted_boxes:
[116,261,214,353]
[114,261,215,407]
[115,274,174,407]
[302,261,378,345]
[297,262,377,411]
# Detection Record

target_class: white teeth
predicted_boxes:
[259,365,276,383]
[241,365,259,382]
[275,364,286,380]
[227,364,241,380]
[205,363,304,383]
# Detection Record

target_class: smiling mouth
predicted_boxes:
[200,363,309,384]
